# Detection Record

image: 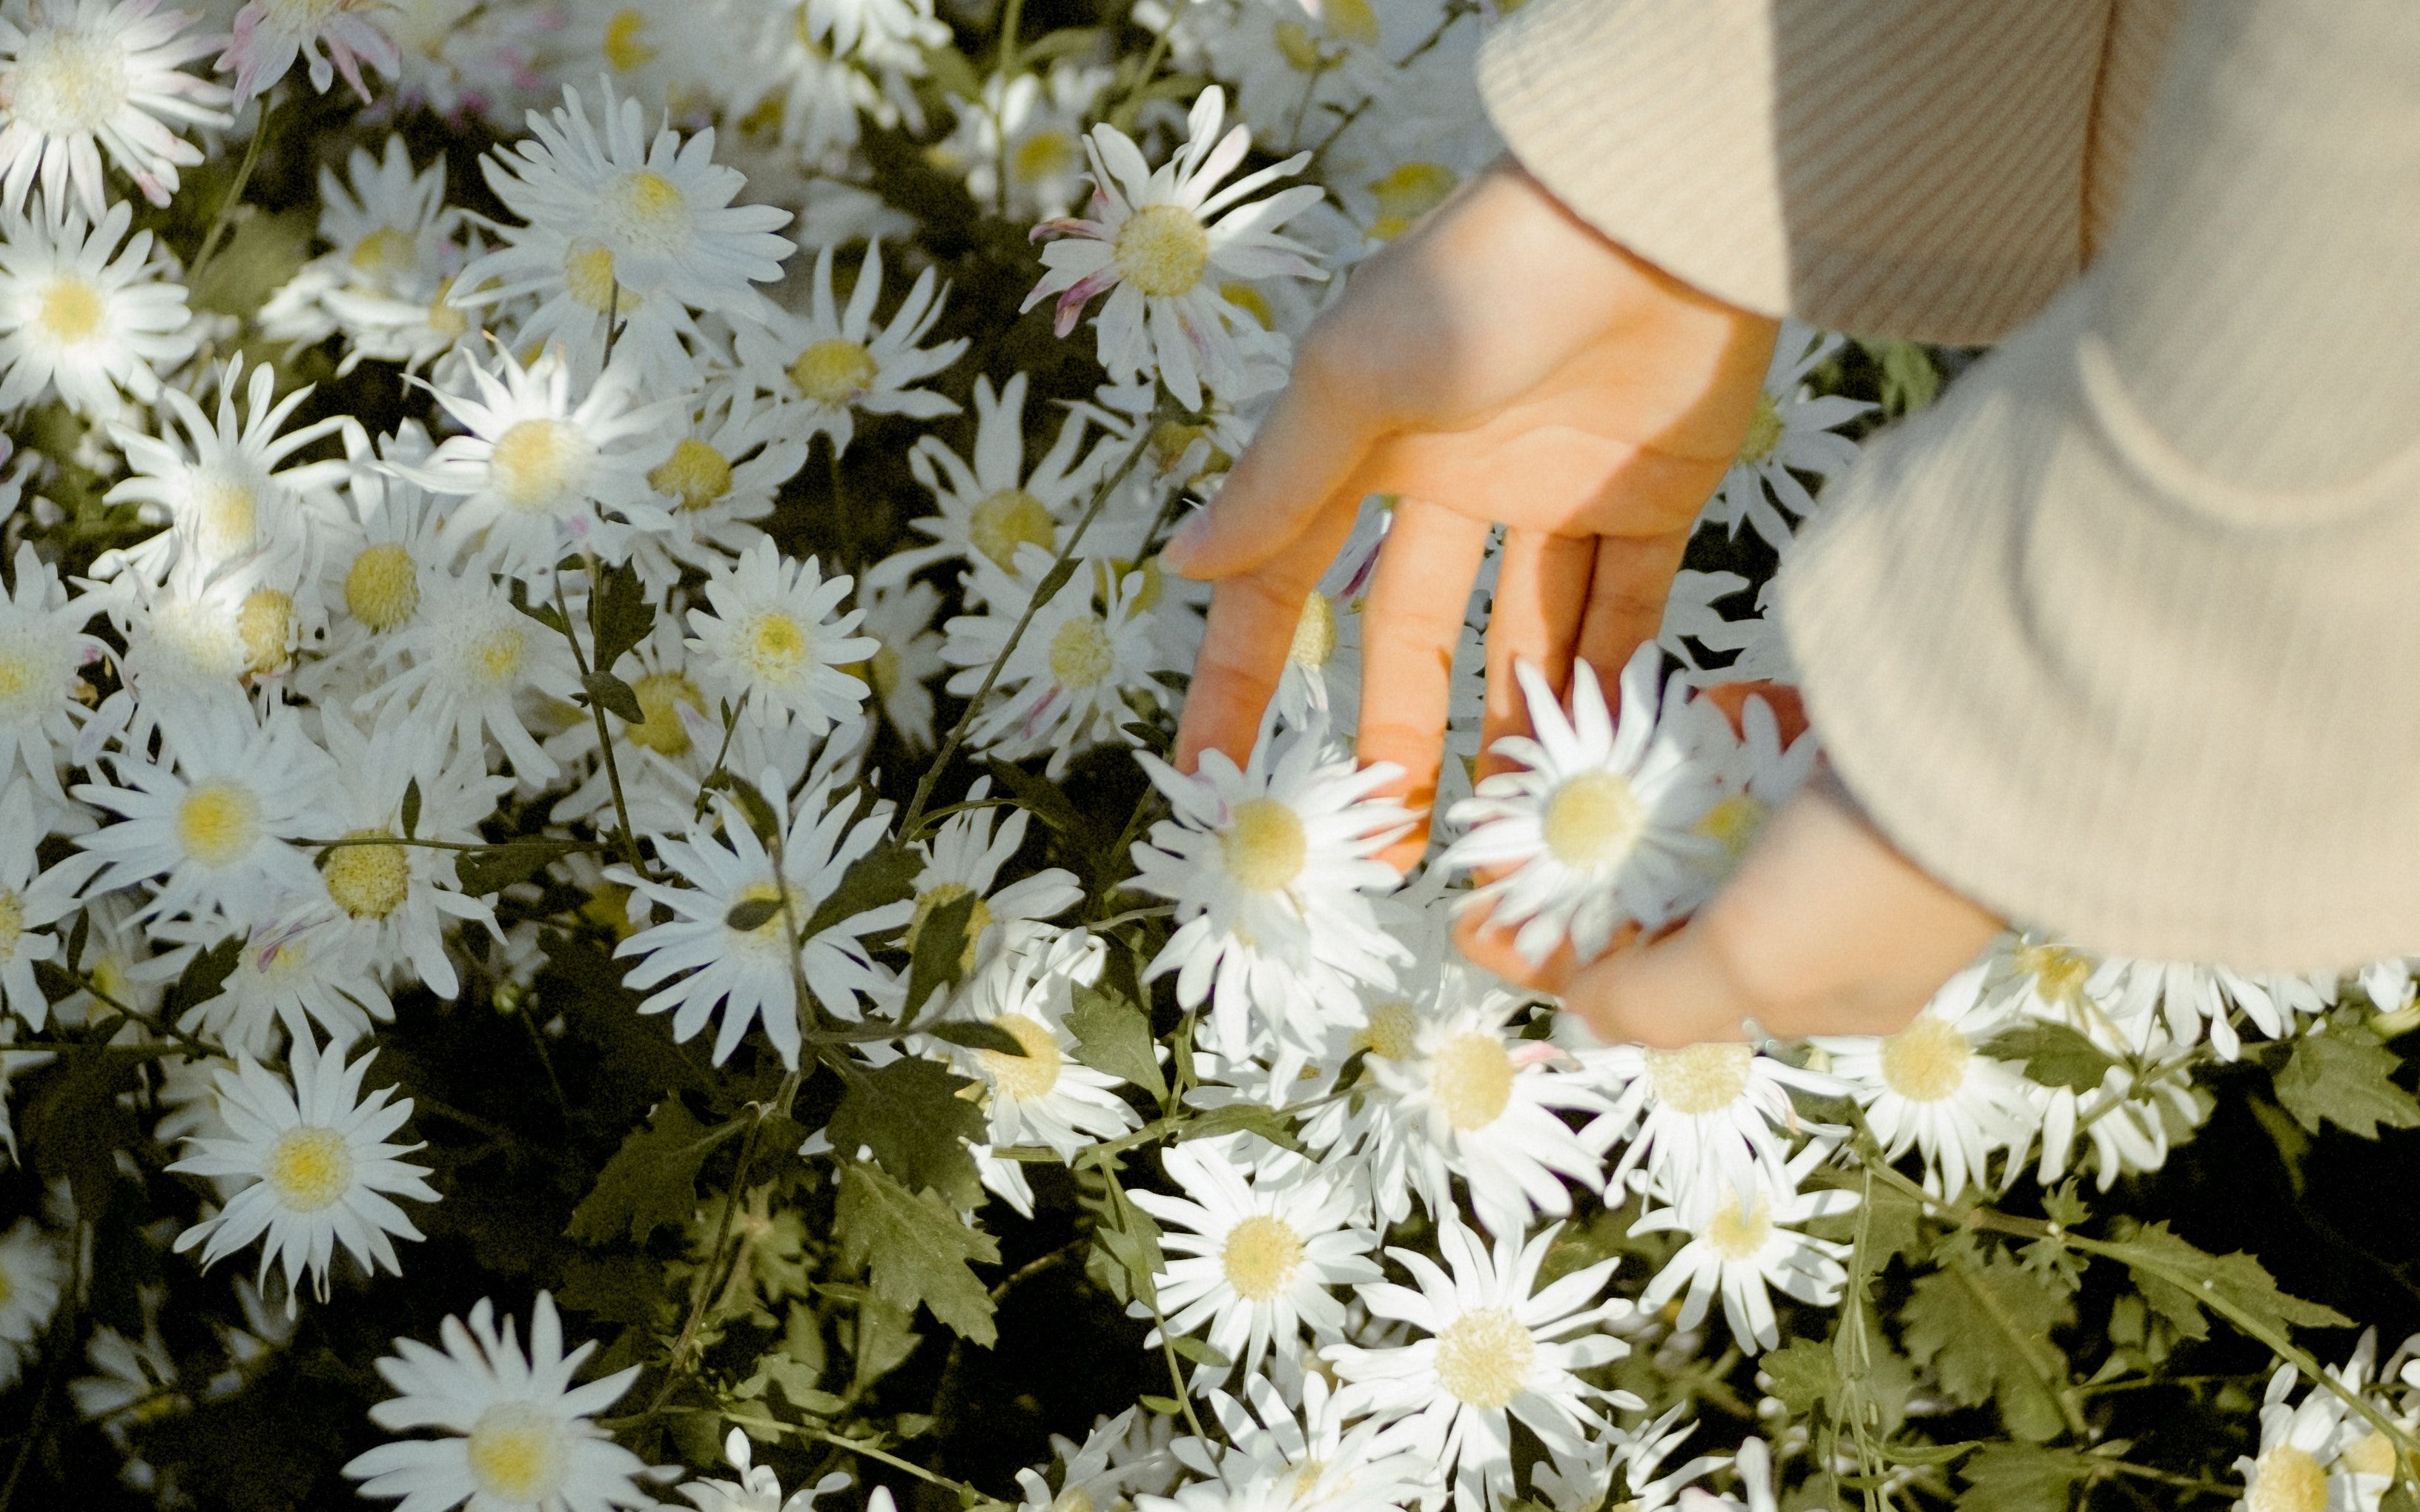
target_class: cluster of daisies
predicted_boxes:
[0,0,2408,1509]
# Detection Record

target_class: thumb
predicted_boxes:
[1162,352,1381,580]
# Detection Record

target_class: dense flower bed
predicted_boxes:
[0,2,2418,1511]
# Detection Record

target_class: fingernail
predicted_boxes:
[1160,512,1210,574]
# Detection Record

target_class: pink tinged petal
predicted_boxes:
[1052,271,1114,336]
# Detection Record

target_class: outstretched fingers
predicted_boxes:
[1172,495,1363,774]
[1355,500,1492,872]
[1478,528,1593,783]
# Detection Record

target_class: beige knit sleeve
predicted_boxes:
[1476,0,2182,345]
[1773,0,2420,969]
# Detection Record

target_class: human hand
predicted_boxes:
[1454,683,2006,1048]
[1162,157,1780,869]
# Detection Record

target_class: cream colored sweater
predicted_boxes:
[1478,0,2420,970]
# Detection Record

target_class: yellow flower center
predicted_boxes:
[325,829,411,920]
[905,881,994,973]
[1430,1032,1515,1131]
[265,1126,354,1211]
[1704,1194,1773,1261]
[2012,942,2095,1008]
[624,672,704,756]
[605,169,687,254]
[428,277,471,339]
[602,7,656,70]
[36,276,103,342]
[1541,770,1643,869]
[968,488,1056,571]
[790,338,878,407]
[1220,798,1306,893]
[348,225,417,282]
[176,780,260,866]
[2247,1446,2329,1512]
[649,437,732,511]
[1879,1016,1972,1103]
[563,239,638,315]
[1434,1308,1535,1410]
[237,588,292,674]
[1045,614,1114,690]
[978,1013,1062,1101]
[466,1404,568,1505]
[0,889,23,962]
[488,418,587,511]
[1114,204,1211,298]
[1357,999,1418,1061]
[1220,1213,1303,1302]
[471,625,527,686]
[1366,161,1456,241]
[344,543,419,631]
[741,610,810,681]
[1287,591,1338,669]
[196,477,259,560]
[1694,793,1768,860]
[867,642,902,696]
[1737,393,1783,467]
[1644,1041,1754,1114]
[0,650,31,706]
[1013,129,1076,185]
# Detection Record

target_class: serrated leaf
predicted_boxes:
[925,1021,1028,1057]
[1762,1337,1839,1416]
[455,838,582,895]
[400,777,421,840]
[902,887,977,1018]
[799,837,922,942]
[1885,1440,1981,1468]
[583,671,644,723]
[1956,1445,2095,1512]
[2099,1219,2353,1343]
[833,1161,999,1344]
[726,897,784,932]
[164,935,244,1024]
[1902,1250,2075,1442]
[2274,1029,2420,1139]
[984,759,1098,843]
[509,577,571,635]
[827,1057,987,1211]
[1068,981,1166,1100]
[1176,1101,1299,1151]
[1988,1021,2118,1095]
[587,560,657,672]
[566,1098,739,1244]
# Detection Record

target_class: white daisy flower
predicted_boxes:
[678,1427,850,1512]
[1128,1139,1379,1387]
[1685,686,1819,887]
[358,568,584,784]
[1015,1407,1176,1512]
[70,696,334,929]
[908,779,1080,981]
[1326,1220,1639,1512]
[1271,494,1387,737]
[2095,956,2335,1062]
[684,535,875,742]
[942,927,1140,1161]
[301,425,447,698]
[939,61,1114,219]
[71,1310,182,1443]
[343,1292,654,1512]
[942,548,1182,777]
[1129,718,1410,1058]
[796,0,936,56]
[1025,85,1326,410]
[260,134,464,368]
[0,0,230,218]
[1445,646,1722,965]
[170,1037,438,1313]
[0,194,194,417]
[2232,1356,2393,1512]
[0,540,103,804]
[877,371,1103,602]
[217,0,400,104]
[1633,1143,1855,1353]
[1702,320,1871,554]
[0,1217,64,1388]
[613,777,909,1065]
[853,577,945,751]
[734,239,966,456]
[1576,1032,1839,1209]
[157,909,391,1055]
[399,344,672,574]
[624,385,809,591]
[1816,964,2043,1200]
[1159,1373,1437,1512]
[454,81,795,382]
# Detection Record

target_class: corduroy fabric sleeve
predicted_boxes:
[1773,0,2420,969]
[1475,0,2179,346]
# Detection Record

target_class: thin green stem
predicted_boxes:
[188,102,272,287]
[644,1074,801,1416]
[552,566,647,873]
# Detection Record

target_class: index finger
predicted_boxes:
[1160,348,1381,582]
[1172,492,1363,773]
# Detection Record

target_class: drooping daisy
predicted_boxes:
[170,1036,438,1314]
[0,0,230,217]
[218,0,400,104]
[454,81,795,382]
[398,343,672,574]
[908,780,1080,981]
[734,239,965,455]
[1025,86,1326,410]
[2096,956,2335,1063]
[0,540,103,803]
[0,1216,64,1389]
[1445,647,1723,965]
[1632,1143,1855,1353]
[1815,964,2042,1200]
[0,195,195,417]
[70,695,335,929]
[624,384,808,590]
[71,1307,184,1452]
[1128,1139,1379,1386]
[1702,321,1871,554]
[677,1427,850,1512]
[343,1292,655,1512]
[684,535,874,742]
[943,547,1183,777]
[1130,718,1411,1058]
[359,569,584,783]
[879,371,1104,602]
[1326,1220,1639,1512]
[613,776,910,1064]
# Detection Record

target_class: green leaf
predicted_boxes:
[1987,1021,2119,1095]
[925,1021,1028,1057]
[799,837,922,943]
[1762,1337,1840,1416]
[1860,336,1943,417]
[566,1098,738,1245]
[2273,1029,2420,1139]
[556,1252,666,1325]
[583,671,644,724]
[1166,1336,1231,1369]
[1068,981,1167,1099]
[827,1057,987,1211]
[703,769,784,846]
[1138,1395,1183,1416]
[1885,1440,1981,1468]
[164,935,244,1024]
[1902,1250,2077,1442]
[726,897,784,932]
[902,886,978,1018]
[454,838,583,895]
[983,760,1100,844]
[400,777,421,840]
[2248,1092,2312,1196]
[1956,1445,2094,1512]
[587,560,657,672]
[509,577,572,634]
[189,209,314,317]
[2098,1219,2353,1342]
[833,1161,1000,1345]
[1177,1101,1300,1150]
[21,1042,151,1218]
